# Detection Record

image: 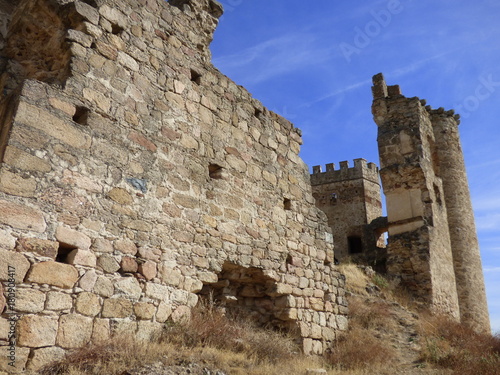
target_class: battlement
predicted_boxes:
[311,158,379,185]
[372,73,461,125]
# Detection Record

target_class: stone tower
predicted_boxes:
[371,73,490,333]
[310,159,386,262]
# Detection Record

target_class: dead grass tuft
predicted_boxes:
[162,298,299,363]
[419,314,500,375]
[327,326,397,371]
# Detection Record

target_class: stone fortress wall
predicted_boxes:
[0,0,348,372]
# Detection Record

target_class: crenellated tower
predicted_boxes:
[372,73,490,333]
[310,158,386,263]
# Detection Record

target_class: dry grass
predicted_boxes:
[339,264,371,295]
[419,314,500,374]
[37,299,327,375]
[326,295,398,373]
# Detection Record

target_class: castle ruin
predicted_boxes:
[0,0,490,372]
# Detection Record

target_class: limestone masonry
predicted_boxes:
[0,0,490,372]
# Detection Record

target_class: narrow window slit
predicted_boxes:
[73,106,90,125]
[190,69,202,85]
[56,243,77,263]
[283,198,292,211]
[209,164,223,179]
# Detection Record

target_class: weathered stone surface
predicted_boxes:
[3,145,51,172]
[67,249,97,267]
[0,229,16,250]
[75,292,101,316]
[57,314,93,348]
[26,262,79,288]
[46,291,73,311]
[79,269,98,291]
[16,101,91,149]
[120,256,138,272]
[102,298,133,318]
[138,260,157,281]
[93,275,114,297]
[134,302,156,320]
[18,315,58,347]
[0,200,46,233]
[15,288,46,313]
[0,169,37,197]
[97,254,120,273]
[28,347,66,372]
[55,226,91,250]
[108,187,133,205]
[114,277,142,299]
[16,238,58,259]
[114,239,138,255]
[91,238,113,253]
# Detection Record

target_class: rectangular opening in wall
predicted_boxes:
[209,164,223,179]
[190,69,202,85]
[73,106,90,125]
[348,236,363,254]
[111,23,124,35]
[283,198,292,211]
[56,243,77,263]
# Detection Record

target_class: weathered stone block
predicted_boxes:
[57,314,93,348]
[97,254,120,273]
[18,315,58,347]
[15,101,91,149]
[66,249,97,267]
[93,275,114,297]
[16,238,58,259]
[92,318,110,343]
[75,292,101,317]
[92,238,113,253]
[0,200,46,233]
[79,269,98,291]
[0,249,30,283]
[138,260,157,281]
[46,291,73,311]
[120,256,138,272]
[4,146,51,172]
[55,226,91,250]
[156,301,172,323]
[114,239,137,255]
[16,288,46,313]
[134,302,156,320]
[28,347,66,372]
[26,261,79,289]
[114,277,142,299]
[102,298,133,318]
[0,169,37,197]
[108,187,133,205]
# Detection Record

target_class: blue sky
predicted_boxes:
[209,0,500,333]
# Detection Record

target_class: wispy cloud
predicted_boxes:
[485,267,500,273]
[213,33,331,84]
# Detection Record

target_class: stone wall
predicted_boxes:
[310,159,385,262]
[0,0,347,372]
[371,73,489,332]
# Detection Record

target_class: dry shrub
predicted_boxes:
[326,327,397,371]
[339,264,371,295]
[37,336,178,375]
[348,296,394,331]
[161,298,300,363]
[419,314,500,374]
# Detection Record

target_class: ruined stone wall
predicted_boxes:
[372,73,490,331]
[372,74,460,318]
[0,0,347,372]
[310,159,383,260]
